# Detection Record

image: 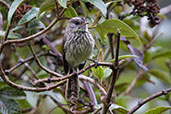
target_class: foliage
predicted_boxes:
[0,0,171,114]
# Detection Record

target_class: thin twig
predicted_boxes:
[41,36,62,58]
[3,8,66,45]
[89,11,102,28]
[5,53,55,74]
[54,0,59,17]
[13,45,40,80]
[93,106,102,114]
[29,45,62,77]
[24,62,39,80]
[4,26,11,41]
[49,96,71,113]
[143,33,163,52]
[0,25,11,54]
[127,88,171,114]
[50,95,93,114]
[21,108,33,113]
[3,18,57,45]
[101,29,121,114]
[120,70,144,96]
[0,65,67,92]
[0,0,10,9]
[83,80,98,106]
[79,75,107,96]
[33,62,114,85]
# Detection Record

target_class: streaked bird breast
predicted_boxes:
[64,31,94,67]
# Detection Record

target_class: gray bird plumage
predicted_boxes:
[63,17,94,102]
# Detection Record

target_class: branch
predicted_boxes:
[127,88,171,114]
[0,65,66,92]
[50,90,94,114]
[0,0,10,9]
[89,11,102,28]
[29,45,62,77]
[33,62,114,85]
[120,70,144,96]
[0,25,11,54]
[101,29,121,114]
[12,45,39,80]
[50,96,71,113]
[82,80,97,106]
[5,52,55,74]
[3,8,66,45]
[35,35,62,59]
[79,75,107,96]
[54,0,59,17]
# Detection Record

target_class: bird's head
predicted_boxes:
[65,17,89,33]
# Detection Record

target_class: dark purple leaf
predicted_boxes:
[127,44,148,71]
[121,36,148,71]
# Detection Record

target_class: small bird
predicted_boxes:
[63,17,94,103]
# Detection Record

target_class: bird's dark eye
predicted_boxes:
[74,21,80,25]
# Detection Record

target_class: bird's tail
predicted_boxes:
[65,75,80,102]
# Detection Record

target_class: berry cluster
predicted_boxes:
[124,0,160,27]
[14,4,32,20]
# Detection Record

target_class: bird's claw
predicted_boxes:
[88,59,99,68]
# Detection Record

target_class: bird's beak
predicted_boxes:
[81,21,89,26]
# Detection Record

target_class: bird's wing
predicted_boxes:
[62,35,69,74]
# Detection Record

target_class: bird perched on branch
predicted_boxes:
[62,17,94,106]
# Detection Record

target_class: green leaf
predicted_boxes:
[64,6,78,18]
[148,69,171,83]
[0,86,26,99]
[18,7,39,25]
[8,0,25,25]
[0,97,20,114]
[105,0,122,7]
[0,86,24,114]
[144,51,151,63]
[40,91,67,104]
[144,106,171,114]
[95,19,141,43]
[27,19,45,35]
[91,66,104,79]
[11,25,24,31]
[58,0,67,8]
[37,70,49,78]
[38,0,55,17]
[17,99,31,110]
[109,104,129,114]
[42,45,50,52]
[80,1,88,17]
[86,0,107,16]
[110,55,138,63]
[0,30,21,39]
[152,50,171,59]
[103,68,112,79]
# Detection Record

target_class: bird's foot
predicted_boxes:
[88,58,99,68]
[73,71,78,77]
[70,97,78,112]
